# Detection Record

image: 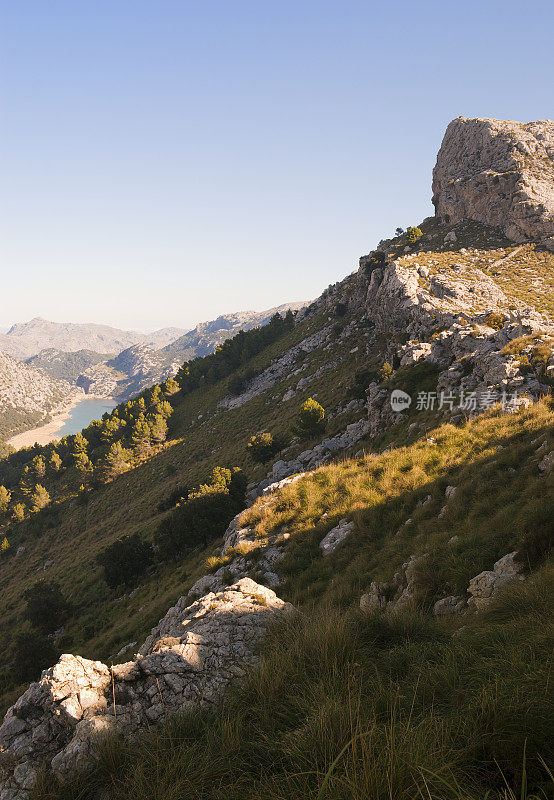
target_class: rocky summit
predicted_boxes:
[433,116,554,245]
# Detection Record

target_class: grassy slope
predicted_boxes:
[0,306,369,707]
[37,397,554,800]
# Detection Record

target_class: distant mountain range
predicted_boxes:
[0,303,307,440]
[0,318,188,359]
[162,303,307,362]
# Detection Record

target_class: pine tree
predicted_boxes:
[0,485,11,515]
[12,503,26,522]
[100,415,123,444]
[163,376,179,396]
[73,452,92,477]
[130,414,151,454]
[71,433,89,468]
[31,456,46,479]
[18,467,34,499]
[72,432,88,454]
[100,441,128,480]
[49,452,62,473]
[157,400,173,419]
[1,536,9,552]
[30,485,50,512]
[147,413,168,444]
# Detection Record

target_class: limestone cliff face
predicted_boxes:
[0,351,78,418]
[432,117,554,244]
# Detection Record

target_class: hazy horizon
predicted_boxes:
[0,300,309,337]
[2,0,553,330]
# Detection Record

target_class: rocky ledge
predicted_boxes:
[0,579,294,799]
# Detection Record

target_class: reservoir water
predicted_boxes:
[57,398,117,437]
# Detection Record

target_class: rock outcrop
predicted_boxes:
[361,551,526,619]
[432,117,554,244]
[0,579,293,799]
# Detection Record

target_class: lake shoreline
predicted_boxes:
[6,394,117,450]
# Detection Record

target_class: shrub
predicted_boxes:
[158,485,189,512]
[294,398,325,438]
[333,302,348,318]
[350,368,379,399]
[24,581,69,634]
[97,534,154,589]
[406,226,423,244]
[156,468,247,559]
[13,634,59,683]
[228,368,258,397]
[483,312,505,330]
[247,432,281,463]
[378,362,393,382]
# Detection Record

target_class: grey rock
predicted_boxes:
[319,519,355,556]
[433,595,467,617]
[0,580,294,797]
[433,117,554,243]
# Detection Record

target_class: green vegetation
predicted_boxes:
[155,467,247,559]
[36,398,554,800]
[247,432,281,463]
[378,360,393,382]
[294,398,325,438]
[406,225,423,244]
[97,534,154,589]
[14,633,59,684]
[24,580,69,634]
[177,311,294,394]
[483,311,506,330]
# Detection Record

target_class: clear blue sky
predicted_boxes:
[2,0,553,332]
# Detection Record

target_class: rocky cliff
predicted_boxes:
[0,351,80,439]
[76,344,180,400]
[432,117,554,245]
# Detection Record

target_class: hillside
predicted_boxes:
[0,351,80,445]
[25,350,111,383]
[162,302,307,362]
[76,344,180,400]
[0,117,552,799]
[73,305,306,401]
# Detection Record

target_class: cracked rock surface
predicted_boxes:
[0,579,294,799]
